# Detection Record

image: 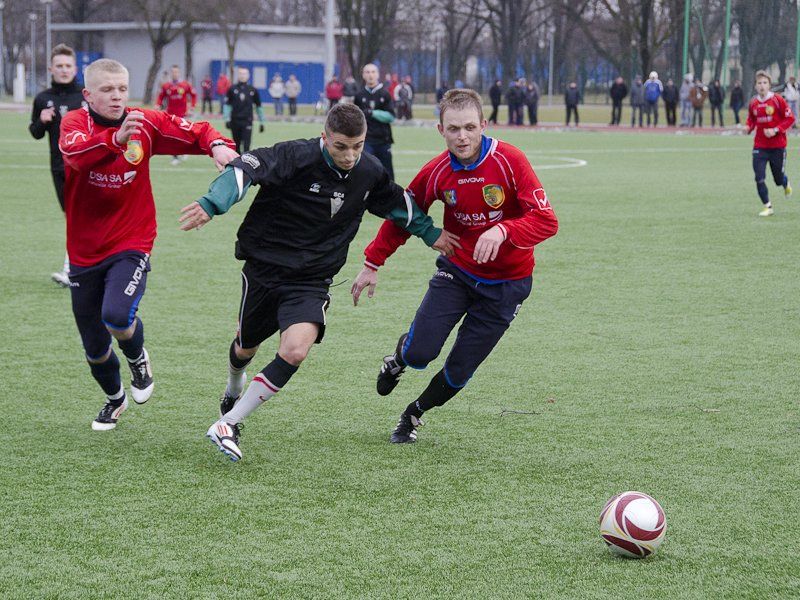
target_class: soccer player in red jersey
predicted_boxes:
[59,59,236,430]
[351,89,559,443]
[747,70,795,216]
[156,65,198,165]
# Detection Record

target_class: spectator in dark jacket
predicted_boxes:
[565,81,580,126]
[609,76,628,125]
[506,81,524,125]
[690,79,708,127]
[729,80,745,126]
[709,80,725,127]
[630,75,644,127]
[662,78,678,126]
[488,80,502,124]
[526,81,540,125]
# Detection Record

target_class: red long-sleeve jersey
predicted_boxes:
[747,92,795,149]
[364,138,558,280]
[156,80,196,117]
[59,106,233,266]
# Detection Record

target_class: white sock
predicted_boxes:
[225,363,248,398]
[222,375,280,425]
[63,252,70,274]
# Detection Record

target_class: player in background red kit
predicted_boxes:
[156,64,197,166]
[351,89,558,443]
[59,58,236,430]
[747,70,795,217]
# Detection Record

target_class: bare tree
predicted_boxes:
[55,0,116,50]
[336,0,400,75]
[436,0,486,85]
[129,0,183,104]
[482,0,539,82]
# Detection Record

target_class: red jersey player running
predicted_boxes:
[747,70,795,217]
[351,89,558,443]
[156,64,198,166]
[59,59,236,430]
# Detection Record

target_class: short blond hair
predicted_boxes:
[84,58,129,89]
[439,88,484,123]
[755,70,772,84]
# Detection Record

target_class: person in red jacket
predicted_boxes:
[325,75,344,111]
[216,72,231,114]
[59,58,237,431]
[351,88,558,443]
[156,65,198,165]
[747,70,795,216]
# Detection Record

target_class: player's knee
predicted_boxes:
[102,307,135,337]
[402,343,439,370]
[279,345,310,366]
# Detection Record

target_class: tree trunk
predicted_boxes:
[184,27,195,84]
[143,44,164,105]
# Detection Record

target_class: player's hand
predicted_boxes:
[259,123,265,133]
[473,225,505,264]
[179,201,211,231]
[211,145,239,172]
[40,107,56,124]
[351,266,378,306]
[432,229,462,257]
[764,127,777,138]
[114,111,144,145]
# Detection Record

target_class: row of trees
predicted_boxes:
[2,0,799,100]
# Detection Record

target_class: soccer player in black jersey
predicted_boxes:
[224,67,265,154]
[354,63,396,179]
[29,44,85,286]
[179,103,460,462]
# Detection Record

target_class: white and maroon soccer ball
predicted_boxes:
[599,491,666,558]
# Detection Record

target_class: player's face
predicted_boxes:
[171,67,181,81]
[83,73,129,120]
[50,54,77,84]
[323,130,365,171]
[438,106,486,165]
[362,65,379,87]
[755,77,771,96]
[237,69,250,83]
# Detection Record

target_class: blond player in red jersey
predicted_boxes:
[747,70,795,216]
[351,89,558,443]
[59,58,236,430]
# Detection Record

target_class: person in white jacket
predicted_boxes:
[679,73,693,126]
[268,74,286,116]
[284,74,302,116]
[783,76,799,123]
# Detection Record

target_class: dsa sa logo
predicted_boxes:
[443,189,457,206]
[124,140,144,165]
[482,184,505,208]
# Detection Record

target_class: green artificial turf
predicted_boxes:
[0,111,798,599]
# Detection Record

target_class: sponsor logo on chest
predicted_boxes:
[88,170,137,188]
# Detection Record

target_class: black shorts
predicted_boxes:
[237,263,331,349]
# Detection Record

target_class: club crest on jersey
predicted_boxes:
[482,184,505,208]
[123,140,144,165]
[766,105,775,115]
[443,189,457,206]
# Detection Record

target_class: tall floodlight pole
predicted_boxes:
[721,0,731,111]
[682,0,691,77]
[547,26,555,106]
[42,0,52,70]
[795,0,800,79]
[29,12,37,96]
[324,0,334,83]
[435,33,442,91]
[0,1,6,97]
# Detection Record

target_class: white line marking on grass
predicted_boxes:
[393,146,743,156]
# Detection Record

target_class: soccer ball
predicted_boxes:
[599,491,666,558]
